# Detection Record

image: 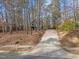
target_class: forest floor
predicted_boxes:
[0,30,79,59]
[0,30,45,51]
[58,29,79,54]
[57,30,68,40]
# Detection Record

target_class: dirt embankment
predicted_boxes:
[58,29,79,54]
[0,30,45,51]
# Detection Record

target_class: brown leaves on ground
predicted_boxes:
[0,30,45,46]
[58,29,79,54]
[57,30,68,40]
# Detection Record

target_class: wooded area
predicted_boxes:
[0,0,78,33]
[0,0,79,53]
[0,0,53,34]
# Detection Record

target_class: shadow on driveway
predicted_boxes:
[0,51,72,59]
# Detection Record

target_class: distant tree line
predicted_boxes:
[0,0,49,34]
[0,0,78,33]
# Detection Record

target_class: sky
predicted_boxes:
[0,0,74,20]
[46,0,52,5]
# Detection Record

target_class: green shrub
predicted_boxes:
[75,23,79,28]
[58,19,75,31]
